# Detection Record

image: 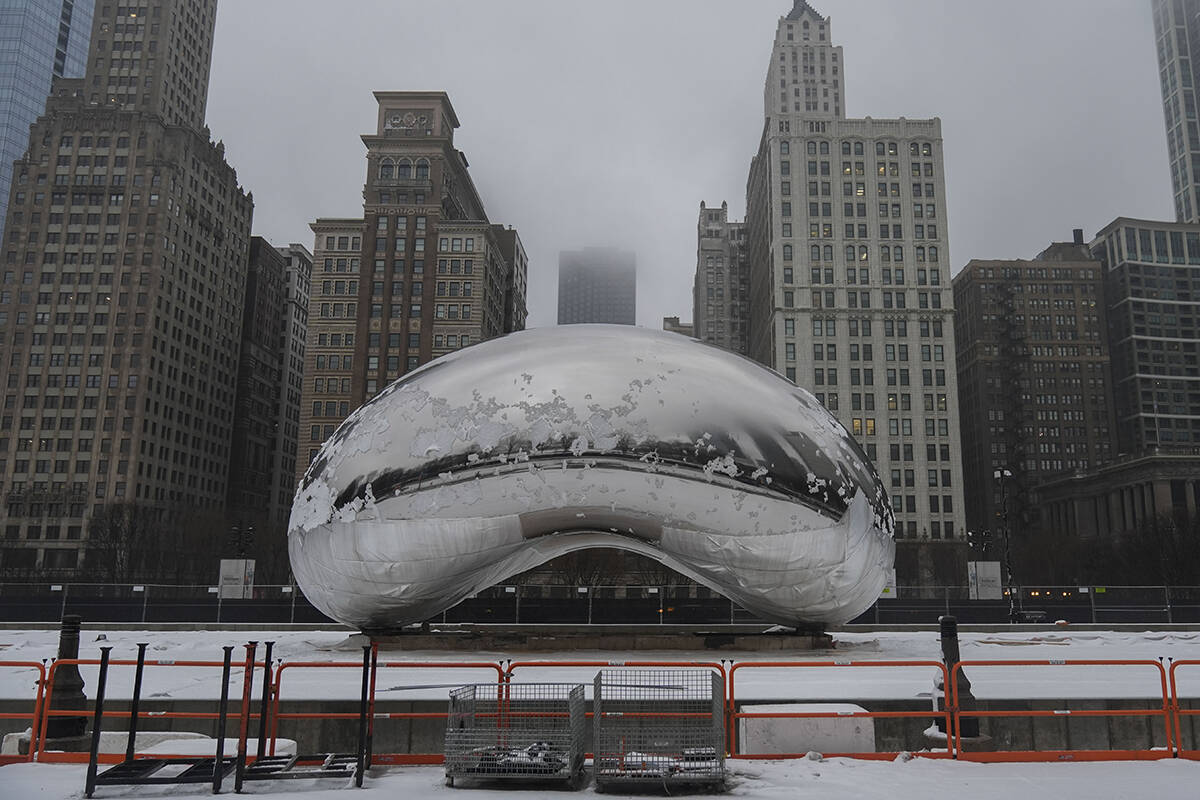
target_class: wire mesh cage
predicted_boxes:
[444,682,585,785]
[593,668,725,788]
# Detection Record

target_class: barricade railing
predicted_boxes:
[1168,659,1200,759]
[0,661,47,765]
[951,659,1174,762]
[727,660,952,760]
[268,656,505,766]
[36,654,266,764]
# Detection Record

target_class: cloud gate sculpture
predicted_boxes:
[289,325,895,630]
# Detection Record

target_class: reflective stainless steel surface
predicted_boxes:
[289,325,894,630]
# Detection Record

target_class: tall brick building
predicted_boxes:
[0,0,254,577]
[298,92,527,482]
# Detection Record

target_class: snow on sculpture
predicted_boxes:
[288,325,895,630]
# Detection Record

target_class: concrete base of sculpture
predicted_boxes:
[350,625,835,652]
[737,703,875,755]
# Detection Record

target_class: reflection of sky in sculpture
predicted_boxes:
[290,325,895,629]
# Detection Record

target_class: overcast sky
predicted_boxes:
[204,0,1171,329]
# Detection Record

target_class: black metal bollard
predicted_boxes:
[937,615,980,739]
[83,646,113,798]
[123,642,148,762]
[47,614,89,741]
[256,641,274,761]
[213,646,234,794]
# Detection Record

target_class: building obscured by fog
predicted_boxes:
[557,247,636,325]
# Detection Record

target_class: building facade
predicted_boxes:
[745,2,965,578]
[556,246,636,325]
[297,92,527,484]
[1092,217,1200,453]
[662,316,693,337]
[273,242,310,518]
[0,0,95,224]
[694,201,748,353]
[1153,0,1200,223]
[0,0,254,577]
[953,234,1114,561]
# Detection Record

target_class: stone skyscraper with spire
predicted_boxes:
[745,2,965,581]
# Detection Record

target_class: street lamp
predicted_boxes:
[994,468,1021,623]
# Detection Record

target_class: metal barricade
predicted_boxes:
[269,656,505,766]
[36,653,259,764]
[444,682,585,786]
[0,661,47,765]
[726,660,952,760]
[593,667,725,789]
[1168,659,1200,759]
[951,659,1174,762]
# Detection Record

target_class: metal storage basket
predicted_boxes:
[444,682,585,785]
[593,667,725,788]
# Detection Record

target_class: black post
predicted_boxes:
[124,642,148,762]
[47,614,88,741]
[355,644,371,788]
[213,645,234,794]
[256,641,274,760]
[83,646,112,799]
[938,615,979,739]
[365,642,378,770]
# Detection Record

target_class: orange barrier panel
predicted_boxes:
[35,655,264,764]
[951,659,1174,762]
[727,660,952,760]
[0,661,47,766]
[1169,659,1200,759]
[269,658,505,766]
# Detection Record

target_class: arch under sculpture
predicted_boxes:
[289,325,895,630]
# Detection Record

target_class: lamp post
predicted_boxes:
[994,468,1020,623]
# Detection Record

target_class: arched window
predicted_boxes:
[783,244,793,261]
[859,245,869,261]
[880,246,891,262]
[893,246,904,262]
[845,245,855,262]
[823,245,833,261]
[810,245,821,261]
[929,245,939,262]
[415,158,430,179]
[398,159,412,179]
[378,158,394,179]
[916,246,926,262]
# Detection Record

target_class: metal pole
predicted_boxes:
[60,583,68,620]
[1166,586,1174,624]
[289,588,296,625]
[233,641,257,794]
[355,644,371,788]
[124,642,148,762]
[83,646,112,799]
[587,589,593,625]
[1089,587,1097,623]
[140,587,148,624]
[256,641,274,760]
[213,645,233,794]
[365,641,378,770]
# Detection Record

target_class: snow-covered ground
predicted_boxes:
[3,757,1200,799]
[2,627,1198,703]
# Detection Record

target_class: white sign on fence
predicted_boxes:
[967,561,1003,600]
[218,558,256,600]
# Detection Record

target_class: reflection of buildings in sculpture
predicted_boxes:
[557,247,636,325]
[744,3,965,583]
[289,326,894,630]
[296,91,528,486]
[694,201,748,354]
[952,233,1115,549]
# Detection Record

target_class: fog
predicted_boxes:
[205,0,1171,329]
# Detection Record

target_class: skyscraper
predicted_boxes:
[0,0,95,223]
[1153,0,1200,223]
[298,91,527,484]
[0,0,254,577]
[694,201,749,354]
[952,234,1114,576]
[745,2,965,573]
[557,247,636,325]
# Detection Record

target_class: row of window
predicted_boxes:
[801,266,942,287]
[801,317,945,338]
[781,202,938,221]
[811,367,949,388]
[805,343,946,362]
[786,141,935,158]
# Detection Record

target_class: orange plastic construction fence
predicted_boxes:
[0,661,47,766]
[951,659,1174,762]
[727,660,952,760]
[269,657,505,766]
[35,655,263,765]
[1168,659,1200,759]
